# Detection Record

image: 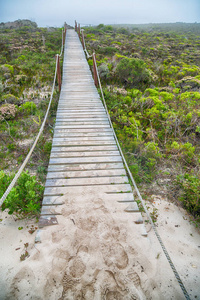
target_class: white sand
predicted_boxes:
[0,190,200,299]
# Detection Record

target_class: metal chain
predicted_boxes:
[0,27,65,207]
[92,53,191,300]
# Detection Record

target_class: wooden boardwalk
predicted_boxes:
[37,29,147,237]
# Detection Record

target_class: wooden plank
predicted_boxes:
[59,92,98,95]
[49,156,122,164]
[56,109,105,112]
[102,193,135,202]
[51,145,118,152]
[40,206,62,215]
[38,216,58,228]
[59,96,100,100]
[42,196,64,206]
[46,169,126,179]
[57,104,103,108]
[124,202,139,212]
[55,121,109,125]
[56,117,108,121]
[56,113,107,117]
[52,140,116,146]
[45,176,129,187]
[52,136,115,142]
[56,112,107,116]
[56,118,109,125]
[50,150,120,158]
[54,125,110,129]
[47,162,124,172]
[44,184,132,196]
[53,129,113,133]
[53,131,113,137]
[56,118,108,122]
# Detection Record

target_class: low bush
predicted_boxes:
[2,94,21,105]
[19,101,36,115]
[0,103,17,120]
[115,57,152,88]
[176,173,200,222]
[1,170,44,218]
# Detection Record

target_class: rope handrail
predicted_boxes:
[80,28,91,59]
[59,28,64,57]
[0,26,65,207]
[92,52,191,300]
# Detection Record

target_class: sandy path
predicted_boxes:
[0,189,200,299]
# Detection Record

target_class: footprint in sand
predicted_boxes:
[127,269,141,287]
[69,257,86,278]
[101,243,129,269]
[9,267,37,299]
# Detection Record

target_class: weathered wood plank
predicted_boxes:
[56,118,108,122]
[44,184,132,196]
[54,125,110,129]
[57,110,106,117]
[50,150,120,158]
[57,109,105,113]
[45,176,129,187]
[49,156,122,164]
[51,145,118,152]
[52,140,116,146]
[42,196,64,205]
[46,169,126,179]
[53,131,113,137]
[52,136,115,142]
[47,162,124,172]
[53,129,113,133]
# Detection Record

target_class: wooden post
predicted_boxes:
[92,52,98,87]
[56,54,61,92]
[64,22,67,34]
[62,29,65,46]
[78,24,81,38]
[81,29,85,49]
[75,20,77,32]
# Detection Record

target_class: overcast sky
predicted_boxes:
[0,0,200,27]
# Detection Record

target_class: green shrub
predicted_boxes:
[98,46,118,55]
[128,88,142,99]
[115,57,152,88]
[98,63,110,79]
[2,94,21,106]
[2,64,14,75]
[19,101,36,115]
[1,171,44,217]
[176,173,200,221]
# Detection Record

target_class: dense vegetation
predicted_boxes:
[0,21,62,217]
[83,23,200,224]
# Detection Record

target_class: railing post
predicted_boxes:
[92,52,98,87]
[62,29,65,46]
[56,54,62,92]
[81,29,85,50]
[64,22,67,35]
[78,23,81,38]
[75,20,77,32]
